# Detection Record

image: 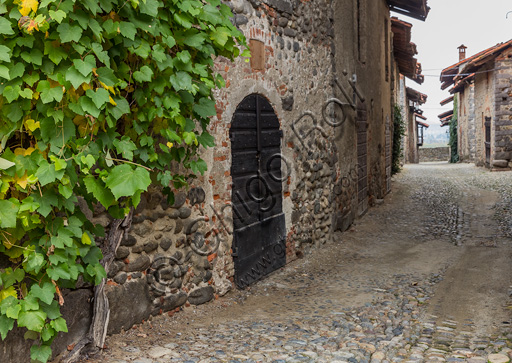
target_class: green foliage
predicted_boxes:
[0,0,247,361]
[392,104,405,175]
[449,95,459,163]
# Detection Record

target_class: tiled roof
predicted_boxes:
[440,96,454,106]
[438,109,453,119]
[440,40,512,90]
[391,17,424,85]
[406,86,428,104]
[388,0,430,21]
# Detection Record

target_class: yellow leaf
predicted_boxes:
[14,147,35,156]
[15,172,28,189]
[32,91,39,100]
[82,83,91,91]
[15,0,39,17]
[0,287,17,302]
[108,96,117,106]
[100,82,115,94]
[24,119,40,132]
[81,232,92,245]
[166,142,173,148]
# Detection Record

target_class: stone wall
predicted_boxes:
[457,83,475,162]
[104,0,343,333]
[0,2,403,359]
[473,64,494,167]
[492,48,512,170]
[419,147,450,162]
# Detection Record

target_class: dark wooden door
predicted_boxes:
[357,109,368,215]
[485,116,491,165]
[230,94,286,289]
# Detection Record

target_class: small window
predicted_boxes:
[249,39,265,71]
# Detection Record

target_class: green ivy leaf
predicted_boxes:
[96,67,117,87]
[49,9,66,23]
[105,164,151,199]
[18,310,47,332]
[83,176,115,208]
[0,45,10,62]
[0,315,14,340]
[30,283,56,305]
[30,344,52,363]
[119,22,137,40]
[0,65,9,80]
[85,88,110,108]
[193,97,216,118]
[79,95,101,117]
[50,316,67,333]
[0,200,19,228]
[66,66,91,89]
[74,55,96,77]
[35,160,64,186]
[57,23,83,43]
[133,65,153,82]
[24,252,46,275]
[170,71,193,92]
[140,0,159,16]
[0,17,14,35]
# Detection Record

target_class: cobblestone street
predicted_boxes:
[84,163,512,363]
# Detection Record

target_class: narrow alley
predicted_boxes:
[85,163,512,363]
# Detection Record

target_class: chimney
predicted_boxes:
[458,44,467,62]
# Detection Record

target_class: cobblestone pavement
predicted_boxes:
[83,163,512,363]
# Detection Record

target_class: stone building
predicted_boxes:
[440,40,512,169]
[390,17,428,165]
[0,0,431,361]
[402,85,428,164]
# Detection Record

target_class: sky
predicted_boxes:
[395,0,512,136]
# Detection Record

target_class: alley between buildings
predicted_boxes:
[84,163,512,363]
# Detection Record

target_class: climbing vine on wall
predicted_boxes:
[449,95,459,163]
[392,104,405,175]
[0,0,247,361]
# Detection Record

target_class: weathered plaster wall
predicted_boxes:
[457,84,475,162]
[492,48,512,169]
[0,3,402,359]
[474,65,495,166]
[332,0,393,219]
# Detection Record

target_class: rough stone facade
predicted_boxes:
[457,83,475,163]
[105,0,342,333]
[419,147,450,162]
[454,45,512,170]
[0,1,419,359]
[100,0,403,332]
[492,48,512,169]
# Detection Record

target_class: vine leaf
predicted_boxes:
[105,164,151,200]
[0,200,19,228]
[0,18,13,35]
[0,315,14,340]
[30,344,52,363]
[15,0,38,16]
[0,157,15,170]
[31,283,56,305]
[83,176,115,208]
[18,310,46,332]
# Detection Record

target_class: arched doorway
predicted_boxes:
[230,94,286,288]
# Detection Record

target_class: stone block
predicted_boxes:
[263,0,293,14]
[188,286,214,305]
[495,152,511,160]
[125,255,151,272]
[493,159,509,168]
[106,279,153,334]
[161,292,188,312]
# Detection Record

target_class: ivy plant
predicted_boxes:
[0,0,247,361]
[392,104,405,175]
